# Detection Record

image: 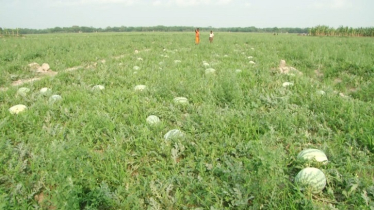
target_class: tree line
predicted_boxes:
[309,25,374,37]
[0,25,308,35]
[1,25,373,37]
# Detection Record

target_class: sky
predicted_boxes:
[1,0,373,29]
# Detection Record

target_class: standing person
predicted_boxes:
[209,31,214,43]
[195,28,200,45]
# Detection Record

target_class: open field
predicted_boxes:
[0,32,373,209]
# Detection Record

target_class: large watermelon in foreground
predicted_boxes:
[295,167,326,193]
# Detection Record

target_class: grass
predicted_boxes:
[0,32,373,209]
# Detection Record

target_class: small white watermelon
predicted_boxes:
[164,129,184,140]
[295,167,326,193]
[282,82,294,87]
[173,97,188,105]
[316,90,326,95]
[49,95,62,104]
[297,149,328,163]
[146,115,160,125]
[40,87,52,96]
[134,85,147,91]
[205,68,216,75]
[17,87,30,96]
[9,104,28,115]
[92,85,105,91]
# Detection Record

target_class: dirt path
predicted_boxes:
[0,54,127,92]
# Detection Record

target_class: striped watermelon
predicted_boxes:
[9,104,28,115]
[297,149,328,163]
[146,115,161,125]
[164,129,184,140]
[49,95,62,104]
[17,87,30,97]
[295,167,326,193]
[173,97,189,105]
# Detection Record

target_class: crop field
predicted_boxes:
[0,32,373,209]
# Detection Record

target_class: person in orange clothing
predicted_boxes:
[195,28,200,44]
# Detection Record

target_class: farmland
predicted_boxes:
[0,32,373,209]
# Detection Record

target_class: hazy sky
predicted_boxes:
[1,0,373,29]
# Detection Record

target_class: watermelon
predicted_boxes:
[49,95,62,104]
[17,87,30,96]
[316,90,326,95]
[282,82,294,87]
[295,167,326,193]
[205,68,216,75]
[173,97,188,105]
[146,115,160,125]
[9,104,27,115]
[40,87,52,96]
[164,129,184,140]
[297,149,328,163]
[92,85,105,91]
[134,85,147,91]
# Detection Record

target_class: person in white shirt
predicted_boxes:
[209,31,214,43]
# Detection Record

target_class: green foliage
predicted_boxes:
[11,26,309,34]
[309,25,374,37]
[0,32,373,209]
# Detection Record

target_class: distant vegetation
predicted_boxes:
[1,25,373,37]
[309,25,374,37]
[0,25,308,35]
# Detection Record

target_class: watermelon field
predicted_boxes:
[0,32,373,209]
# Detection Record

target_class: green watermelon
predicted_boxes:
[40,87,52,96]
[17,87,30,96]
[295,167,326,193]
[297,149,328,163]
[146,115,160,125]
[49,95,62,104]
[9,104,28,115]
[173,97,188,105]
[164,129,184,140]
